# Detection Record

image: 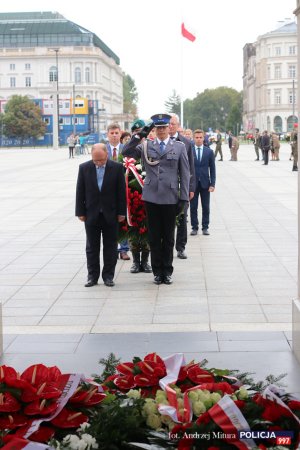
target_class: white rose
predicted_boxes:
[146,413,162,429]
[192,400,206,416]
[127,389,141,399]
[210,393,222,404]
[143,399,157,415]
[237,388,249,400]
[135,163,142,170]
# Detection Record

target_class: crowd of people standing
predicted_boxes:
[75,116,297,288]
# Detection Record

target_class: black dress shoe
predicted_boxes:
[153,275,163,285]
[190,229,198,236]
[202,229,210,236]
[104,279,115,287]
[177,250,187,259]
[85,280,98,287]
[163,275,173,285]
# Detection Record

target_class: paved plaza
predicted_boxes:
[0,142,299,390]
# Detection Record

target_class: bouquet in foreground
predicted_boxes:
[0,353,299,450]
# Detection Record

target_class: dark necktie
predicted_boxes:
[197,147,201,161]
[160,141,165,154]
[170,136,176,141]
[113,147,117,161]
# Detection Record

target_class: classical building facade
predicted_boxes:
[0,11,125,130]
[243,21,297,133]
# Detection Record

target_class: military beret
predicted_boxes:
[131,119,145,132]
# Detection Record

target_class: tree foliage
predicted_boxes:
[2,95,46,141]
[164,89,181,116]
[165,86,243,132]
[123,73,138,116]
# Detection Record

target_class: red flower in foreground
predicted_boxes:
[0,413,28,429]
[114,375,135,390]
[51,408,88,428]
[187,365,214,384]
[0,393,21,413]
[288,400,300,410]
[24,399,58,416]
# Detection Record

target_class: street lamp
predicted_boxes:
[49,48,60,149]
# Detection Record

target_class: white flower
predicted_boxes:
[237,387,249,400]
[77,423,91,433]
[135,163,142,170]
[127,389,141,399]
[146,413,162,429]
[210,392,222,404]
[192,400,206,416]
[143,398,157,415]
[81,434,99,449]
[63,435,81,450]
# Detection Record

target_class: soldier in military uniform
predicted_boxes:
[291,123,298,172]
[127,119,152,274]
[122,114,190,285]
[214,129,223,161]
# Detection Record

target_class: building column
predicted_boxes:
[293,0,300,362]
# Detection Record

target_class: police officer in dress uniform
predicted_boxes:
[122,114,190,285]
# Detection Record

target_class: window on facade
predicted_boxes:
[25,63,31,70]
[274,90,281,104]
[79,117,85,125]
[289,90,296,104]
[267,90,271,105]
[43,118,50,125]
[72,117,78,124]
[289,45,296,55]
[25,77,31,87]
[49,66,58,82]
[85,67,90,83]
[288,65,296,78]
[274,65,281,79]
[75,67,81,83]
[65,102,70,109]
[267,65,271,79]
[59,118,64,124]
[275,47,281,56]
[10,77,16,87]
[64,117,71,125]
[9,63,15,70]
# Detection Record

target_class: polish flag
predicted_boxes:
[181,23,196,42]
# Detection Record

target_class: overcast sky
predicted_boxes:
[2,0,297,119]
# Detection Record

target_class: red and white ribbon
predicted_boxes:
[123,157,144,226]
[262,384,300,424]
[208,395,256,450]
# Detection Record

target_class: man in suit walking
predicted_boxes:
[122,114,190,285]
[106,122,130,261]
[75,143,126,287]
[169,114,195,259]
[190,129,216,236]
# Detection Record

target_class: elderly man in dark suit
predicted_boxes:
[190,129,216,236]
[122,114,190,285]
[169,114,195,259]
[75,143,126,287]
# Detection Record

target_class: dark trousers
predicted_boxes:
[85,213,118,282]
[69,146,74,158]
[176,202,189,251]
[190,182,210,230]
[145,202,177,277]
[263,149,269,165]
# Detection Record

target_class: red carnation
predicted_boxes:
[288,400,300,410]
[262,402,293,422]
